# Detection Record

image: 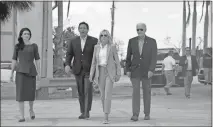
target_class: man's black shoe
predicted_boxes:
[78,113,85,119]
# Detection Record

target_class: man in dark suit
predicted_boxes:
[179,47,199,98]
[65,22,98,119]
[203,48,212,85]
[126,23,157,121]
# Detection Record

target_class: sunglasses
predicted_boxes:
[100,34,108,37]
[137,29,144,31]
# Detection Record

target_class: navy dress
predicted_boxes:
[12,43,40,101]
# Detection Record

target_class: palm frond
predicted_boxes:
[186,1,191,27]
[2,1,33,11]
[67,1,70,18]
[0,2,11,22]
[0,1,33,22]
[199,1,205,23]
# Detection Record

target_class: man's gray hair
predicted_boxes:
[136,23,147,29]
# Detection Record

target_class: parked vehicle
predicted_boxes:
[152,48,184,87]
[198,68,206,84]
[121,48,184,87]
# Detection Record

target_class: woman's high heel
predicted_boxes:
[102,119,109,124]
[18,118,25,122]
[29,110,35,120]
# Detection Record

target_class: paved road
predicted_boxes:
[1,77,211,126]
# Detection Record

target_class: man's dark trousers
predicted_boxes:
[131,77,151,116]
[74,66,93,114]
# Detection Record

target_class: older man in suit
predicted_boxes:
[65,22,98,119]
[126,23,157,121]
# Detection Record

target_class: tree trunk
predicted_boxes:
[203,1,210,54]
[41,2,48,78]
[111,1,115,39]
[182,1,187,56]
[192,1,197,55]
[58,2,63,33]
[53,1,65,77]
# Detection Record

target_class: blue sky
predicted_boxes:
[52,2,207,57]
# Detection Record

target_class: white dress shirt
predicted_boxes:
[80,36,87,51]
[99,44,108,66]
[186,55,192,70]
[162,56,176,70]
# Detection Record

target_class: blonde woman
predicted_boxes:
[89,29,121,124]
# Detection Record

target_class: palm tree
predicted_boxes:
[182,1,192,56]
[203,1,210,54]
[0,1,33,46]
[52,1,65,77]
[52,1,73,77]
[199,1,211,54]
[191,1,197,55]
[0,1,33,22]
[111,1,115,39]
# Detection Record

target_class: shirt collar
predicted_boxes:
[138,35,145,41]
[80,35,87,41]
[100,44,107,49]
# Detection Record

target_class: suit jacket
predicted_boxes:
[203,53,212,68]
[179,55,199,76]
[126,35,157,79]
[65,36,98,75]
[89,44,121,84]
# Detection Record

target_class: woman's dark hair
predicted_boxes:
[78,22,89,30]
[17,28,32,51]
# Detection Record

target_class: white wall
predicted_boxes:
[1,10,14,61]
[17,2,43,56]
[16,2,53,79]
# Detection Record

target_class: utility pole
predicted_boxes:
[182,1,186,56]
[111,1,115,39]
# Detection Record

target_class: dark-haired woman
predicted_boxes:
[10,28,40,122]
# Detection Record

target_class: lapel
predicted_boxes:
[135,37,140,55]
[190,55,193,68]
[184,55,188,68]
[76,37,82,53]
[95,45,101,60]
[106,44,111,62]
[96,45,101,63]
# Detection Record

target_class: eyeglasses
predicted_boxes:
[137,29,144,31]
[100,34,108,37]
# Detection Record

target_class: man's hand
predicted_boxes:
[196,69,199,75]
[114,75,121,82]
[10,72,14,82]
[162,70,164,75]
[185,60,188,64]
[148,71,154,79]
[89,77,93,83]
[93,81,99,91]
[65,65,71,74]
[36,74,41,81]
[127,72,131,78]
